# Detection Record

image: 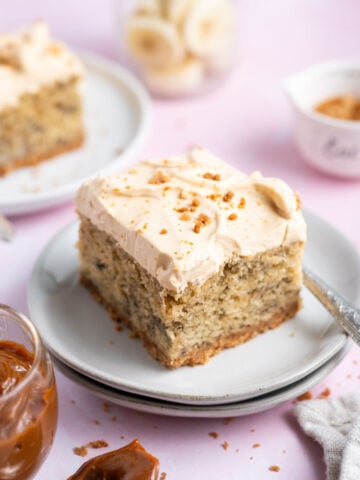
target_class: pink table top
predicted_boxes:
[1,1,360,478]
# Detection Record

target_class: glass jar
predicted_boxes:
[117,0,237,98]
[0,304,58,480]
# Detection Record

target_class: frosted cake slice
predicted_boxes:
[0,21,84,176]
[75,148,306,368]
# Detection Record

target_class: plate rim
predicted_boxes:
[0,49,152,215]
[52,341,352,418]
[28,209,360,405]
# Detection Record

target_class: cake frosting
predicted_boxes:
[76,148,306,292]
[0,21,84,109]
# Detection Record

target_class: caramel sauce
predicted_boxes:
[315,95,360,120]
[68,439,160,480]
[0,341,33,394]
[0,340,58,480]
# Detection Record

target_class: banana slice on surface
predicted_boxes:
[183,0,235,60]
[143,56,204,96]
[126,15,185,68]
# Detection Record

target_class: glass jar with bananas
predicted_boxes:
[119,0,237,97]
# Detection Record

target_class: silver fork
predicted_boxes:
[303,266,360,346]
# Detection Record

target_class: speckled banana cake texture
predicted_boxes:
[77,216,303,369]
[0,78,84,176]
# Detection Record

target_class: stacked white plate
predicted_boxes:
[28,210,360,418]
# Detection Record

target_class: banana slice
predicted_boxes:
[143,56,204,96]
[24,21,50,47]
[162,0,196,26]
[135,0,162,16]
[253,177,297,220]
[0,35,21,69]
[126,15,185,68]
[183,0,234,60]
[0,21,50,70]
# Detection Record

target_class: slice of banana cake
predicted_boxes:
[0,21,84,176]
[75,148,306,368]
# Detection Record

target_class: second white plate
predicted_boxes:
[0,51,151,215]
[28,210,360,405]
[52,341,351,418]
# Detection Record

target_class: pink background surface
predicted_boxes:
[1,1,360,478]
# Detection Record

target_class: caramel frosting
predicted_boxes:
[76,148,306,293]
[0,21,84,109]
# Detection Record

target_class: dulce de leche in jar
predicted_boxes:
[0,305,58,480]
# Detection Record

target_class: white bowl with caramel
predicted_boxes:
[284,60,360,178]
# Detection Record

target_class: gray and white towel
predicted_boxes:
[294,394,360,480]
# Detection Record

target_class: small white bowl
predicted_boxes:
[284,60,360,178]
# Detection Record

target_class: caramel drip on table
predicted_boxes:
[68,439,160,480]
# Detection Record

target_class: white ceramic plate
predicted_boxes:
[28,211,360,405]
[52,342,351,418]
[0,51,151,216]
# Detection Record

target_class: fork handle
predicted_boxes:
[303,266,360,346]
